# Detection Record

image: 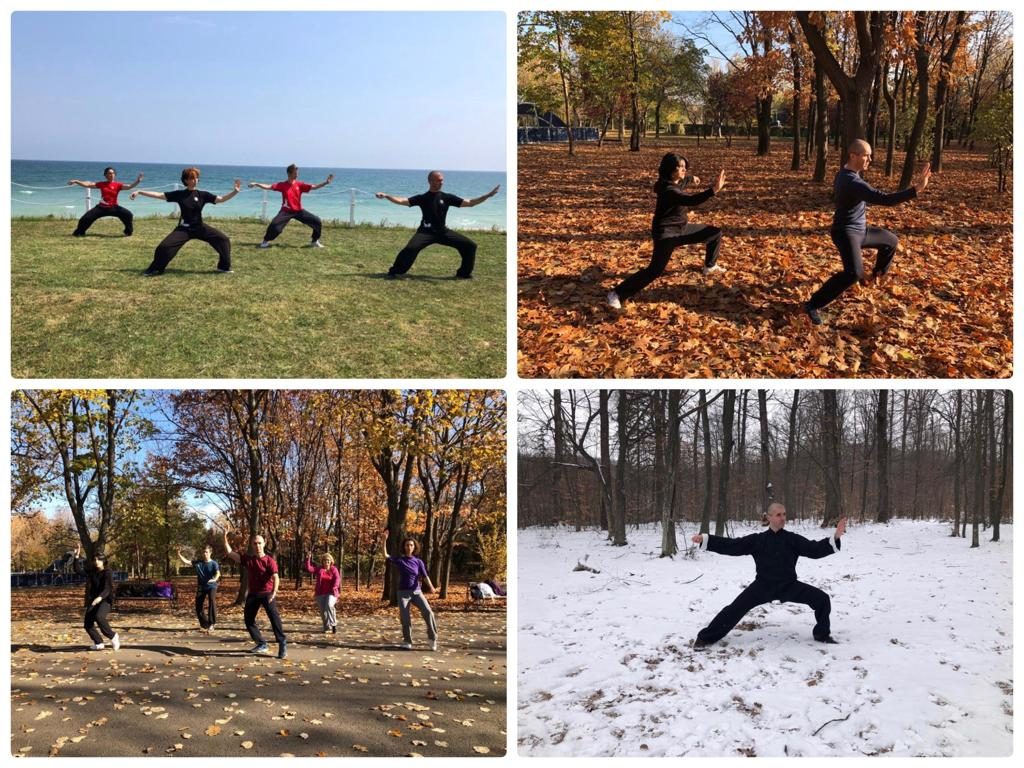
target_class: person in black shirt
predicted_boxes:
[608,152,727,308]
[805,140,931,325]
[376,171,500,279]
[132,167,241,276]
[690,504,847,646]
[73,546,120,651]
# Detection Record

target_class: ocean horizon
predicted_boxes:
[12,160,507,231]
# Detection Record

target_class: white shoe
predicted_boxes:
[259,241,272,249]
[702,264,725,277]
[606,291,622,309]
[401,642,413,650]
[308,240,324,248]
[90,643,105,651]
[111,633,120,651]
[430,640,438,652]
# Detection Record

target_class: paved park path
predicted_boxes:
[11,591,506,758]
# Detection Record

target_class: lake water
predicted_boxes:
[12,159,506,231]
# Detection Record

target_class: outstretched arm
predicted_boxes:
[375,192,410,206]
[175,548,192,566]
[68,179,97,188]
[123,173,144,191]
[248,181,274,190]
[131,189,167,201]
[793,517,846,558]
[695,531,758,556]
[223,531,241,564]
[913,162,931,194]
[460,184,501,207]
[215,179,242,204]
[311,174,334,191]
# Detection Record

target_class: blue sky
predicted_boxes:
[12,12,506,171]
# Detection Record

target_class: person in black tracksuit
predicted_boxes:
[74,549,120,651]
[607,152,727,309]
[805,139,931,325]
[131,167,242,275]
[376,171,500,279]
[691,504,847,646]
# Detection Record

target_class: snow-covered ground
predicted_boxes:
[518,521,1012,757]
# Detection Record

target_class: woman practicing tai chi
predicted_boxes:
[304,551,341,634]
[805,139,931,325]
[177,545,220,632]
[131,167,241,276]
[382,528,439,650]
[691,504,846,647]
[73,545,120,651]
[68,167,144,237]
[248,165,334,248]
[607,153,726,309]
[376,172,500,279]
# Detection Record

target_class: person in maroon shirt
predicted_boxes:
[249,165,334,248]
[224,530,288,659]
[376,171,500,279]
[68,167,144,237]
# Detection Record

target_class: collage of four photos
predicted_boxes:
[7,8,1015,760]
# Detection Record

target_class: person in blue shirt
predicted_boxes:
[806,140,931,325]
[177,545,221,632]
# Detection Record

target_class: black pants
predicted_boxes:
[195,586,217,629]
[808,226,899,310]
[263,208,322,242]
[243,592,286,645]
[389,229,477,277]
[73,204,133,236]
[84,601,115,644]
[149,224,231,272]
[614,224,722,302]
[696,579,831,644]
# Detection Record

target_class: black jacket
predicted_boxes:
[704,528,839,585]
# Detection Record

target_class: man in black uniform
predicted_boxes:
[691,504,847,646]
[376,171,500,279]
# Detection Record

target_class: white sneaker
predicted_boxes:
[111,633,120,651]
[401,642,413,650]
[259,241,272,249]
[430,639,438,652]
[702,264,725,277]
[90,643,105,651]
[308,240,324,248]
[606,291,622,309]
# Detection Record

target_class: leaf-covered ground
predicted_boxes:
[518,141,1012,378]
[10,580,506,757]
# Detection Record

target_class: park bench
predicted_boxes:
[113,580,178,611]
[464,582,507,611]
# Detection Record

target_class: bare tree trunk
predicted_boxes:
[715,391,736,536]
[758,390,771,514]
[699,390,713,534]
[661,390,681,557]
[875,390,890,523]
[821,391,844,526]
[784,391,800,509]
[599,390,611,532]
[553,389,566,528]
[612,391,629,546]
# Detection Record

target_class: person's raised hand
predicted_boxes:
[375,192,385,199]
[130,191,139,200]
[916,162,931,193]
[712,170,726,194]
[691,533,704,545]
[835,516,848,538]
[232,179,242,192]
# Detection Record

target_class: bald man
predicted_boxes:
[376,172,500,279]
[805,140,931,325]
[691,504,846,646]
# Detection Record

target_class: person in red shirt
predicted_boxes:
[249,164,334,248]
[224,530,288,659]
[68,167,144,237]
[303,552,342,633]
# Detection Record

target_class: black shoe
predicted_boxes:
[143,269,164,277]
[72,232,85,237]
[805,304,823,326]
[332,625,337,634]
[386,273,400,280]
[693,639,712,649]
[815,635,839,644]
[278,640,288,659]
[216,267,234,274]
[124,230,133,237]
[454,273,473,280]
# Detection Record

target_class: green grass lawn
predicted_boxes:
[12,217,506,378]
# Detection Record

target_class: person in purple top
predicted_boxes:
[382,528,439,650]
[304,552,341,633]
[805,140,931,325]
[607,153,727,309]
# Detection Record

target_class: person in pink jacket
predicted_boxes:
[304,552,341,633]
